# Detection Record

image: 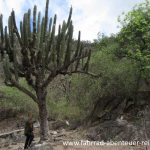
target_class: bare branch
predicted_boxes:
[59,54,89,72]
[42,53,92,88]
[9,79,38,103]
[60,70,102,78]
[42,71,57,88]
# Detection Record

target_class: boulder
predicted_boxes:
[86,119,143,141]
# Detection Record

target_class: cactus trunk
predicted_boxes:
[37,91,49,141]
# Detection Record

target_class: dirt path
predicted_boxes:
[3,144,149,150]
[54,145,149,150]
[0,128,149,150]
[0,119,149,150]
[1,140,149,150]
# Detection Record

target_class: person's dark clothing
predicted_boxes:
[24,121,34,136]
[24,134,34,149]
[24,120,34,149]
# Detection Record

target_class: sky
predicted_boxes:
[0,0,146,41]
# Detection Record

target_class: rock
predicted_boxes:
[10,131,25,142]
[51,120,68,130]
[86,119,142,141]
[29,142,53,150]
[50,131,57,135]
[116,117,128,126]
[12,142,17,145]
[4,142,9,147]
[65,120,70,126]
[69,120,81,130]
[86,127,98,141]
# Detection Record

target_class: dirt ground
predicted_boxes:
[1,142,149,150]
[54,145,149,150]
[0,129,149,150]
[0,118,149,150]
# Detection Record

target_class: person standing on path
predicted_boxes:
[24,113,34,149]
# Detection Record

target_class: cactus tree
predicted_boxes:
[0,0,94,141]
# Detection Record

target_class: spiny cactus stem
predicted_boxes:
[33,5,37,46]
[0,14,4,44]
[66,6,72,28]
[11,10,23,46]
[73,31,81,58]
[43,0,49,42]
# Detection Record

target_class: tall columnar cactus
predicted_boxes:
[0,0,95,141]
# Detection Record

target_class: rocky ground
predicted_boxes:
[0,118,150,150]
[0,129,149,150]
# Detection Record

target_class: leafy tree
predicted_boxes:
[71,39,139,123]
[118,0,150,81]
[0,0,95,141]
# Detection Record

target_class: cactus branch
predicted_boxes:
[11,10,23,46]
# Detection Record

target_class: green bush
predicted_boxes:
[0,80,38,118]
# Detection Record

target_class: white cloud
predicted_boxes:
[67,0,109,40]
[67,0,145,41]
[0,0,146,41]
[0,0,26,25]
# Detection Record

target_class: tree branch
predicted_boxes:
[58,54,89,72]
[9,79,38,103]
[60,70,102,78]
[42,54,94,88]
[42,71,57,88]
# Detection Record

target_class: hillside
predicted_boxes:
[0,0,150,149]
